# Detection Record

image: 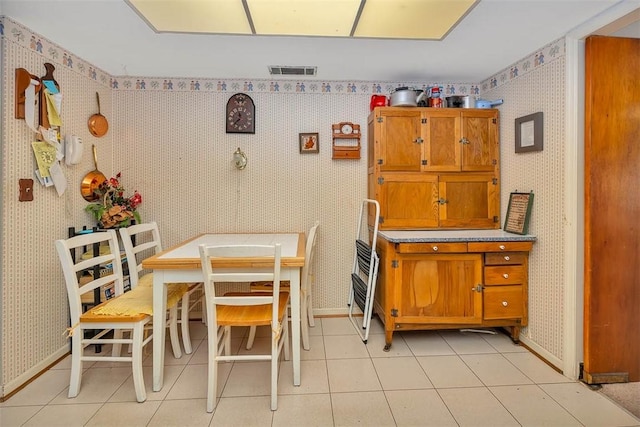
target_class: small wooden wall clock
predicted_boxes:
[226,93,255,134]
[331,122,360,159]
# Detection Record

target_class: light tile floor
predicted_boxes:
[2,317,639,427]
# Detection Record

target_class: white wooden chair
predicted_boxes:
[55,230,152,402]
[246,221,319,350]
[119,222,202,355]
[199,243,290,412]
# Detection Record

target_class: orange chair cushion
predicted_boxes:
[215,292,290,327]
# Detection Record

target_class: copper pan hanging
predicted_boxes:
[80,145,107,202]
[88,92,108,137]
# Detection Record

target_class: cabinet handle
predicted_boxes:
[438,198,448,205]
[459,137,469,144]
[432,246,438,251]
[471,284,484,293]
[503,273,509,279]
[504,255,510,261]
[414,137,424,144]
[499,245,506,250]
[502,301,508,307]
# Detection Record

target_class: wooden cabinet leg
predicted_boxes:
[383,330,394,352]
[506,326,521,343]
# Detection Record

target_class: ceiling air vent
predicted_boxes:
[269,66,317,76]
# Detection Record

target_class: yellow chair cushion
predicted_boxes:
[88,283,188,317]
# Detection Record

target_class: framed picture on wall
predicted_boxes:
[503,191,534,235]
[515,112,543,153]
[299,133,319,153]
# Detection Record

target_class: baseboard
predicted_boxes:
[519,335,565,375]
[583,371,629,384]
[313,308,353,317]
[1,345,69,399]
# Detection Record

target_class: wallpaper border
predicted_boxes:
[1,15,564,96]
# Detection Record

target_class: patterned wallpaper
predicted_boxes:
[1,14,568,395]
[481,48,567,366]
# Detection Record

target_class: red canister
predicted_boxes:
[370,95,388,111]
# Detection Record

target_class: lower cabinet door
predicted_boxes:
[438,174,499,229]
[377,173,439,228]
[397,253,483,324]
[483,285,524,320]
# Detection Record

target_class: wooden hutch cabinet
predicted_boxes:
[365,107,535,350]
[367,107,500,230]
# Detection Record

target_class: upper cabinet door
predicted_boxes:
[376,109,423,172]
[423,110,461,172]
[460,110,499,172]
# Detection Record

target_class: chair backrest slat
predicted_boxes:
[301,221,320,290]
[119,222,163,288]
[55,230,124,323]
[199,243,282,327]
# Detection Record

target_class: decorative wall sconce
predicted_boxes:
[233,147,247,170]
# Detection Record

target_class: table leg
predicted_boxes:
[289,267,301,386]
[152,271,167,391]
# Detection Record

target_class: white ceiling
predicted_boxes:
[1,0,638,83]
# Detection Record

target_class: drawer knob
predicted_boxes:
[503,273,509,279]
[432,246,438,251]
[502,301,508,307]
[504,255,510,261]
[499,245,506,250]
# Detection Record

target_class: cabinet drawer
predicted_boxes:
[469,241,533,253]
[397,242,468,253]
[485,252,527,265]
[484,285,523,319]
[484,265,525,285]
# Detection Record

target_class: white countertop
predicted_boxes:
[378,229,536,243]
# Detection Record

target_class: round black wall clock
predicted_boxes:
[226,93,255,134]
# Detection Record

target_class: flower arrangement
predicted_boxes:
[85,172,142,228]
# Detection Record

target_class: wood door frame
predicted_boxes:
[562,0,640,380]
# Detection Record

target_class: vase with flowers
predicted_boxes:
[85,172,142,229]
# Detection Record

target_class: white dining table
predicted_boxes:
[142,232,306,392]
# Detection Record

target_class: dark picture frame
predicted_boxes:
[299,133,319,153]
[515,112,543,153]
[503,192,534,235]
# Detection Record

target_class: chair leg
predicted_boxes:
[283,319,290,361]
[131,323,147,403]
[270,331,279,411]
[68,329,83,398]
[169,305,182,358]
[246,326,257,350]
[206,316,219,412]
[224,326,231,357]
[200,294,207,325]
[307,293,315,327]
[180,293,193,354]
[300,297,310,351]
[112,329,124,357]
